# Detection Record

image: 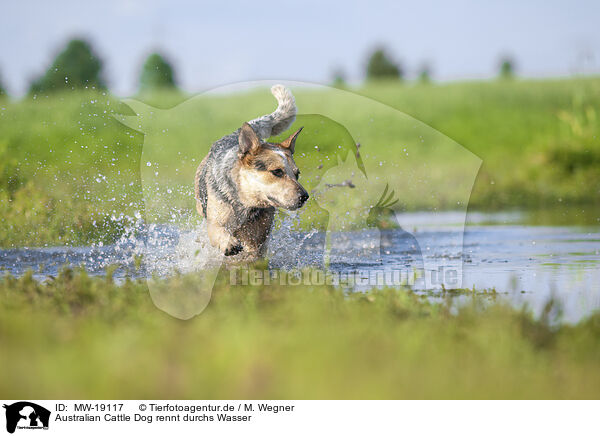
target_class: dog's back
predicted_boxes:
[194,132,238,217]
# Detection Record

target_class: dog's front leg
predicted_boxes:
[205,187,243,256]
[207,221,242,256]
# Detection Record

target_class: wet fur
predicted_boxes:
[195,85,307,260]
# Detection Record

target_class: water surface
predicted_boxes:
[1,211,598,322]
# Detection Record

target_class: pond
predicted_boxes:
[1,210,599,322]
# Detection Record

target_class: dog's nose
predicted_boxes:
[299,191,309,206]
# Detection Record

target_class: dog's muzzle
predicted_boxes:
[296,190,309,208]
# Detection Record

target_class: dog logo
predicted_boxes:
[3,402,50,434]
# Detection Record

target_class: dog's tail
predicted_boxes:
[248,85,297,140]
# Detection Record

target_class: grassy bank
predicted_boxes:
[360,78,600,209]
[0,268,599,398]
[0,77,599,247]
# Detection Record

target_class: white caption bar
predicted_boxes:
[1,400,597,435]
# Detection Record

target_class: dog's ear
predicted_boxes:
[279,127,303,154]
[238,123,261,157]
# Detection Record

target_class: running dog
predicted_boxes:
[194,85,308,259]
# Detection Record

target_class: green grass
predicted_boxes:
[359,78,600,208]
[2,82,599,400]
[1,268,599,399]
[1,77,599,247]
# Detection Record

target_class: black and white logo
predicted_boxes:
[3,402,50,434]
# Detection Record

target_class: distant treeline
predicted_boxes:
[0,38,516,97]
[358,46,515,84]
[4,39,177,97]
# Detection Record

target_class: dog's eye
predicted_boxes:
[271,169,284,178]
[295,170,300,179]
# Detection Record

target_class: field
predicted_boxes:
[361,78,600,208]
[1,77,599,247]
[1,268,600,399]
[2,78,600,399]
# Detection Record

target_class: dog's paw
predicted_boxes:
[224,242,243,256]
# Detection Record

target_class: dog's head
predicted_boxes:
[236,123,309,210]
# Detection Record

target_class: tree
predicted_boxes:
[366,47,402,81]
[417,63,432,84]
[331,67,347,88]
[498,56,515,80]
[29,39,106,94]
[139,53,177,92]
[0,71,6,97]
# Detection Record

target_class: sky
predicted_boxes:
[1,0,599,96]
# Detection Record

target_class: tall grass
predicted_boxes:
[0,268,599,398]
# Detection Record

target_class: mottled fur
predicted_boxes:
[195,85,308,259]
